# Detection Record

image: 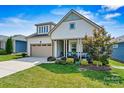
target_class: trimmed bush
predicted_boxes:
[47,56,56,61]
[66,58,74,64]
[0,49,7,55]
[80,59,88,66]
[22,53,27,57]
[61,57,66,61]
[93,61,102,66]
[6,37,13,54]
[55,59,66,65]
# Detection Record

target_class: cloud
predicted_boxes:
[0,13,60,36]
[104,13,121,20]
[99,5,123,12]
[75,7,94,19]
[51,7,94,19]
[0,16,36,36]
[102,5,123,11]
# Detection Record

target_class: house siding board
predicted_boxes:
[15,40,27,52]
[112,42,124,62]
[51,19,95,39]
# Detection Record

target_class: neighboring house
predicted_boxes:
[112,35,124,62]
[0,35,9,49]
[27,9,102,57]
[12,35,27,53]
[0,35,27,53]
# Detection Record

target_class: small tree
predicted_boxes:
[83,28,115,66]
[6,37,13,54]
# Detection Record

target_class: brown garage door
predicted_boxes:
[31,44,52,57]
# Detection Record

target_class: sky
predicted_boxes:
[0,5,124,37]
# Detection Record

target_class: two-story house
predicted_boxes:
[27,9,102,58]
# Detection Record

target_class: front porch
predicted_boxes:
[53,39,87,59]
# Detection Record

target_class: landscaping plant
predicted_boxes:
[22,53,27,57]
[66,58,74,64]
[83,28,115,66]
[47,56,56,61]
[0,49,7,55]
[80,59,88,66]
[6,37,13,54]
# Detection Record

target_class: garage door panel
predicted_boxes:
[31,45,52,57]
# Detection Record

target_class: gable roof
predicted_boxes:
[115,35,124,43]
[27,33,49,38]
[49,9,102,35]
[0,35,8,40]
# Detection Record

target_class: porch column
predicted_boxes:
[64,40,66,57]
[54,40,57,57]
[77,39,80,58]
[79,38,82,60]
[66,40,68,58]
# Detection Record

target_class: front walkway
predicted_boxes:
[0,57,50,78]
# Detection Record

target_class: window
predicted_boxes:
[113,44,118,48]
[70,23,75,29]
[41,27,44,33]
[38,26,49,34]
[46,26,48,32]
[39,27,42,33]
[38,26,43,33]
[71,43,76,52]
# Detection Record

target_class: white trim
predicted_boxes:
[54,40,57,57]
[66,40,68,58]
[49,9,102,35]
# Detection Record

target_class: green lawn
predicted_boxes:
[0,54,23,62]
[0,59,123,88]
[109,59,124,66]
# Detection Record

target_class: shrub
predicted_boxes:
[0,49,7,55]
[93,60,102,66]
[100,55,109,66]
[80,59,88,66]
[66,58,74,64]
[73,55,79,62]
[6,37,13,54]
[55,59,66,65]
[22,53,27,57]
[74,57,79,62]
[47,56,56,61]
[61,57,66,61]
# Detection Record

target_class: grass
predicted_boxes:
[0,54,23,62]
[0,59,123,88]
[109,59,124,66]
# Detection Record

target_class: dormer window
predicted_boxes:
[70,23,75,30]
[38,25,49,34]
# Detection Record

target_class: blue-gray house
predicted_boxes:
[12,35,27,53]
[112,35,124,62]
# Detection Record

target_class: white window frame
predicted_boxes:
[69,22,75,30]
[113,44,118,48]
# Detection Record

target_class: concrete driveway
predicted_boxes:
[0,57,50,78]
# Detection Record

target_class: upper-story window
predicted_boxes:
[38,25,49,34]
[46,26,48,32]
[70,23,75,30]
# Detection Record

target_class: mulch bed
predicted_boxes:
[80,64,111,71]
